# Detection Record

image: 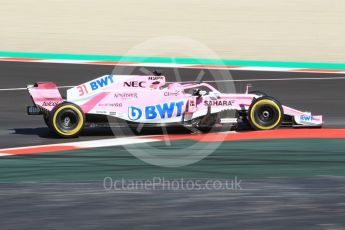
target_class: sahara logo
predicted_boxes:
[204,100,234,106]
[128,101,184,121]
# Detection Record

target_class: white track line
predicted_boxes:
[0,131,236,156]
[0,85,74,91]
[1,77,345,92]
[70,136,158,148]
[233,77,345,82]
[35,59,94,64]
[0,87,27,91]
[0,136,160,156]
[166,76,345,83]
[233,66,299,71]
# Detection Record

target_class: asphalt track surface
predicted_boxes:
[1,61,345,148]
[1,61,345,229]
[2,177,345,230]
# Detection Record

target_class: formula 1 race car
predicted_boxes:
[27,72,323,137]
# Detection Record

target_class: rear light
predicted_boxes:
[27,106,42,115]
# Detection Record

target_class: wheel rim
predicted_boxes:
[56,109,79,132]
[257,106,276,123]
[249,99,282,130]
[254,105,278,127]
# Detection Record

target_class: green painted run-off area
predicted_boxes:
[1,139,345,182]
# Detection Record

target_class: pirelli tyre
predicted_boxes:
[49,102,85,138]
[248,97,283,130]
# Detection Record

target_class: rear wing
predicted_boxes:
[27,82,63,114]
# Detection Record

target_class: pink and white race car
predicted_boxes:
[27,73,323,137]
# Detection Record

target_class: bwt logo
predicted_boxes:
[128,101,184,120]
[124,81,145,88]
[300,115,313,121]
[90,75,114,91]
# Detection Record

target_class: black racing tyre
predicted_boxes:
[248,97,283,130]
[49,102,85,138]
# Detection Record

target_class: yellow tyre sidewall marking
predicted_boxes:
[250,99,282,130]
[52,105,84,136]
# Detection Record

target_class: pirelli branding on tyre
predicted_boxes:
[49,103,85,138]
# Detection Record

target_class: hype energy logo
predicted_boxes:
[128,101,184,121]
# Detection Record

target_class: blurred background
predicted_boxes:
[1,1,345,229]
[1,0,345,62]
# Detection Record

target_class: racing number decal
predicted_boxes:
[76,75,114,96]
[77,84,88,96]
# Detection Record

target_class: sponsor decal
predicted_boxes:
[39,97,61,101]
[123,81,145,88]
[220,118,238,123]
[148,76,164,81]
[99,103,122,107]
[90,75,114,91]
[164,91,180,97]
[109,112,117,116]
[204,100,234,106]
[300,115,313,121]
[189,99,196,107]
[128,101,184,121]
[77,84,88,96]
[27,106,41,114]
[96,111,107,114]
[114,92,138,98]
[42,101,61,106]
[128,107,142,120]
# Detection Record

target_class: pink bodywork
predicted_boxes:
[27,75,323,126]
[28,82,63,111]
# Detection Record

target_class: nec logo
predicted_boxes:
[123,81,145,87]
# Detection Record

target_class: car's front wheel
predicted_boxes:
[248,97,283,130]
[49,102,85,138]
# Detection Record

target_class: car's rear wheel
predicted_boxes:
[49,102,85,138]
[248,97,283,130]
